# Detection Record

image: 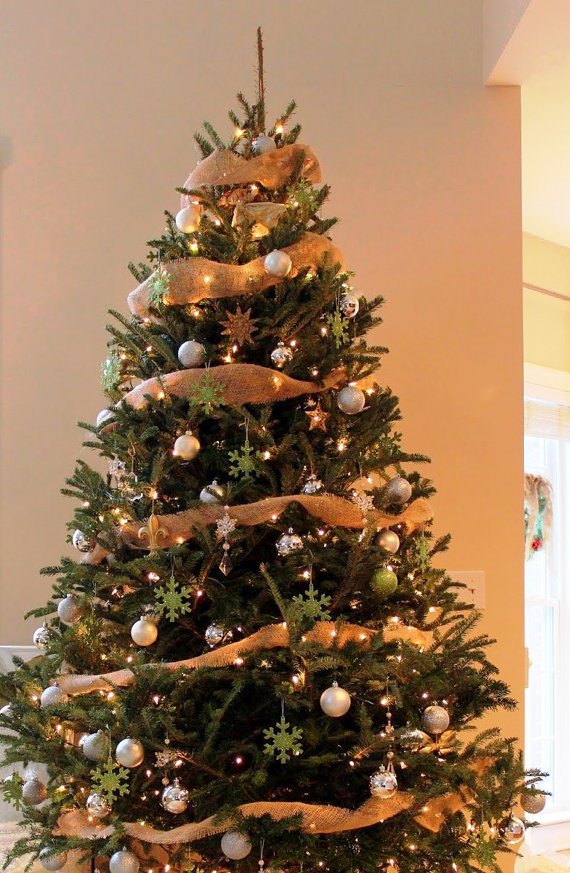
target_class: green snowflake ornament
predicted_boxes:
[325,308,350,348]
[292,582,331,622]
[188,370,224,415]
[101,352,123,394]
[263,715,303,764]
[91,757,130,803]
[155,575,193,622]
[228,436,262,481]
[414,534,431,570]
[148,266,171,309]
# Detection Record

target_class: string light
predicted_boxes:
[189,241,199,253]
[234,127,245,139]
[275,122,284,135]
[337,438,348,452]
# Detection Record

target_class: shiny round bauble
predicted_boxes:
[386,476,413,505]
[336,384,366,415]
[499,816,525,845]
[264,249,292,278]
[252,135,276,155]
[161,778,189,814]
[57,595,83,626]
[276,528,303,556]
[40,686,69,709]
[115,737,144,768]
[22,777,47,805]
[220,829,252,860]
[270,342,293,369]
[130,617,158,647]
[96,408,114,428]
[521,791,546,814]
[205,623,232,647]
[340,293,360,319]
[320,681,351,718]
[72,529,94,553]
[175,204,201,234]
[109,849,140,873]
[302,474,323,494]
[0,704,12,717]
[376,529,400,555]
[33,623,51,652]
[82,730,111,763]
[199,480,225,503]
[177,339,206,368]
[173,432,200,460]
[369,766,398,799]
[39,849,68,871]
[398,727,425,752]
[421,705,450,736]
[371,568,398,598]
[86,791,111,819]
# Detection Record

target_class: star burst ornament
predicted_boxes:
[91,758,130,803]
[221,304,258,346]
[155,575,194,621]
[305,401,329,431]
[154,748,183,768]
[263,715,303,764]
[351,490,375,515]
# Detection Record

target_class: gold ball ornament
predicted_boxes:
[39,849,68,871]
[115,737,144,768]
[175,204,201,234]
[161,777,189,814]
[499,815,525,845]
[337,384,366,415]
[130,616,158,647]
[264,249,292,278]
[173,432,200,460]
[521,791,546,814]
[320,681,351,717]
[109,850,140,873]
[221,829,252,860]
[421,705,450,735]
[22,777,47,805]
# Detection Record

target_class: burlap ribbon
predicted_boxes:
[56,620,430,696]
[180,144,321,196]
[121,363,345,410]
[127,233,344,318]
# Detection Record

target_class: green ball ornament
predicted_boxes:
[371,568,398,597]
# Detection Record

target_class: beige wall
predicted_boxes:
[0,0,523,753]
[523,233,570,371]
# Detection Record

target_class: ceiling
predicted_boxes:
[488,0,570,248]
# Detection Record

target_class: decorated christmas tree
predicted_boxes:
[0,32,544,873]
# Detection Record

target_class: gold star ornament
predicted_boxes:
[305,402,329,432]
[220,304,258,347]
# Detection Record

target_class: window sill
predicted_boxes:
[525,815,570,855]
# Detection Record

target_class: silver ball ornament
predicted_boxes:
[96,408,114,428]
[221,829,252,860]
[130,617,158,647]
[199,480,225,503]
[0,704,12,717]
[264,249,292,278]
[376,529,400,554]
[173,432,200,460]
[109,850,140,873]
[72,529,94,553]
[33,623,51,651]
[175,204,201,234]
[270,342,293,369]
[521,791,546,814]
[39,849,68,871]
[57,595,83,625]
[161,777,189,814]
[386,476,412,504]
[86,791,111,819]
[320,681,351,717]
[369,765,398,799]
[499,815,525,845]
[82,730,111,762]
[22,777,47,805]
[340,293,360,318]
[115,737,144,768]
[276,528,303,556]
[40,686,68,708]
[337,384,366,415]
[421,705,450,735]
[252,135,276,155]
[177,340,206,368]
[205,624,232,647]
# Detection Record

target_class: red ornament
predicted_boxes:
[531,538,543,552]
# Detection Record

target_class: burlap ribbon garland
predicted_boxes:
[127,233,343,318]
[56,620,431,696]
[180,144,321,196]
[120,362,345,410]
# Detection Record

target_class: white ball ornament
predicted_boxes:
[177,340,206,368]
[336,384,366,415]
[175,204,201,234]
[57,595,83,626]
[161,778,189,814]
[40,686,69,708]
[96,408,114,428]
[86,791,111,819]
[252,135,276,155]
[173,432,200,460]
[115,737,144,768]
[33,623,51,651]
[221,829,253,860]
[22,777,47,805]
[109,849,140,873]
[130,616,158,647]
[82,730,111,762]
[0,704,12,717]
[376,529,400,554]
[264,249,292,278]
[320,681,351,718]
[421,705,450,736]
[386,476,412,505]
[199,480,225,503]
[39,849,68,871]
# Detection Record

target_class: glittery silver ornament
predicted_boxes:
[220,829,252,860]
[270,342,293,369]
[521,791,546,814]
[386,476,412,505]
[33,623,51,651]
[109,849,140,873]
[72,529,93,553]
[175,204,201,234]
[39,849,68,871]
[205,624,232,647]
[340,293,360,318]
[199,480,225,503]
[499,816,525,845]
[398,727,425,752]
[130,617,158,647]
[177,340,206,368]
[86,791,111,819]
[376,529,400,554]
[276,527,303,556]
[82,730,111,762]
[57,595,83,625]
[264,249,292,278]
[96,408,114,428]
[421,705,450,735]
[115,737,144,768]
[40,686,68,708]
[336,384,366,415]
[302,474,324,494]
[251,135,276,155]
[173,432,200,460]
[22,777,47,805]
[320,681,351,717]
[369,765,398,799]
[161,777,189,814]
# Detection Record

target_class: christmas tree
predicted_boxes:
[0,32,543,873]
